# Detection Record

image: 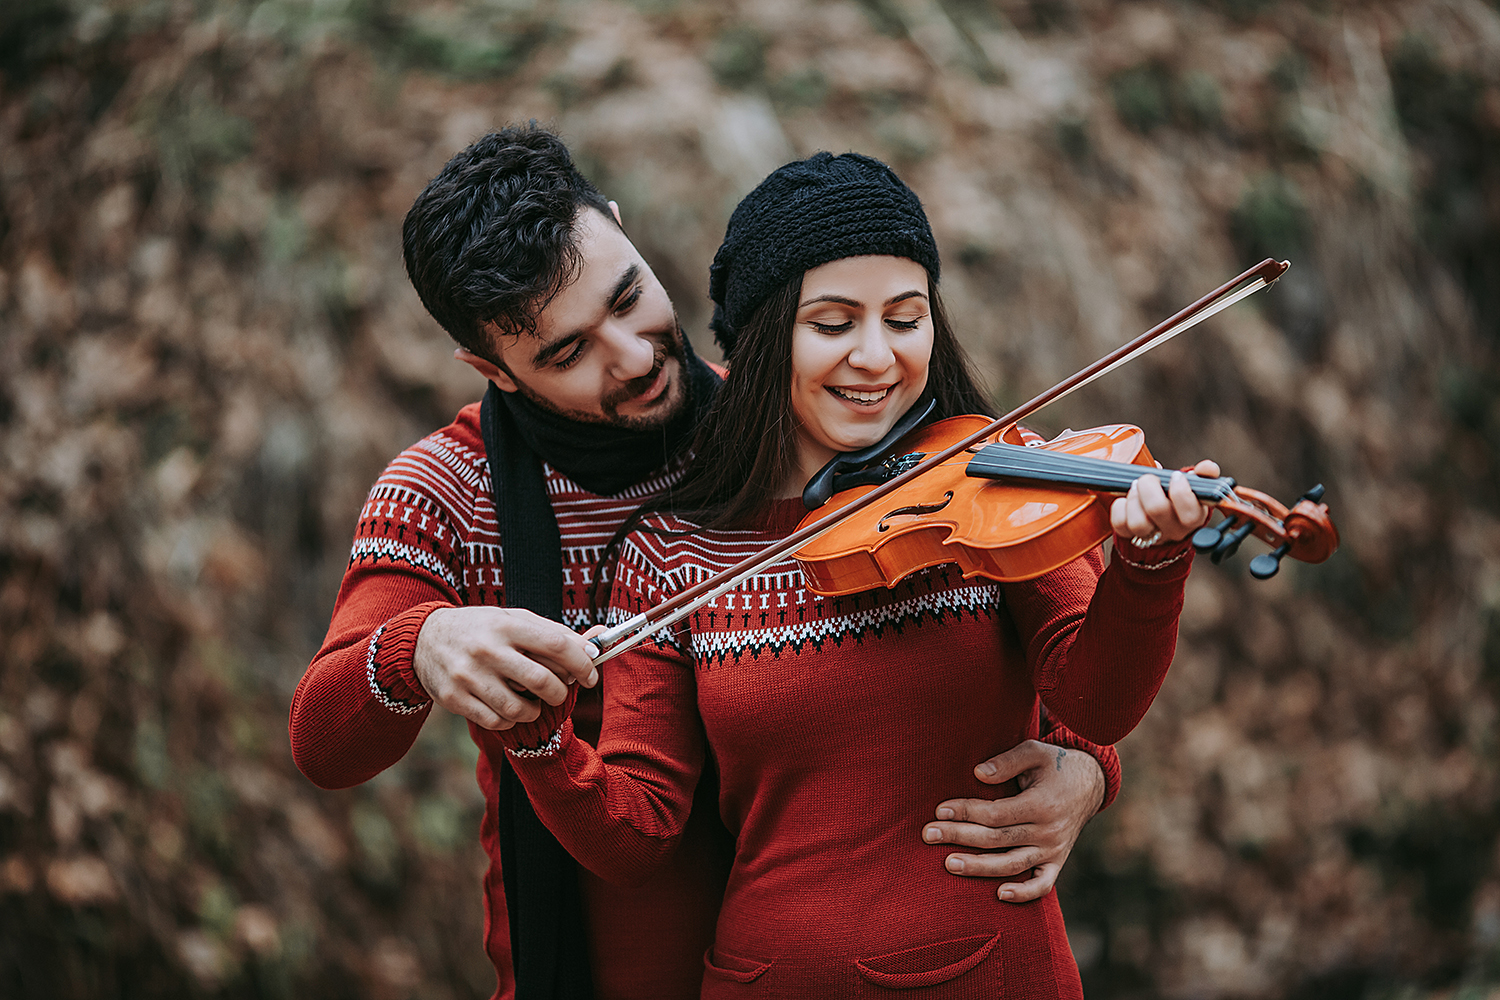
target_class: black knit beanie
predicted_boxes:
[708,152,940,355]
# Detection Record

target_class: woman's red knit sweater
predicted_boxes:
[491,499,1192,999]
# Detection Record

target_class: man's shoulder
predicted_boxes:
[428,400,485,452]
[369,401,487,507]
[392,402,484,465]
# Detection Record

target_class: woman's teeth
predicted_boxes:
[828,386,892,404]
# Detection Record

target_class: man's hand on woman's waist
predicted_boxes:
[920,739,1106,903]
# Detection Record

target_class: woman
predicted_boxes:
[489,153,1212,997]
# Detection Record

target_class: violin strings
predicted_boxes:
[969,444,1236,501]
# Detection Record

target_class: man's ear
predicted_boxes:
[455,347,519,393]
[608,200,623,228]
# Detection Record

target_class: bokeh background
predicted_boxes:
[3,0,1499,996]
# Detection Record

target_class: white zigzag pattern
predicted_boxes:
[350,537,460,593]
[365,624,426,715]
[691,583,1003,664]
[420,433,484,489]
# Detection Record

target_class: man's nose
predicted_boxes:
[601,324,658,381]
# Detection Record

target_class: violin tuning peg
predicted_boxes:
[1249,543,1292,580]
[1299,484,1325,505]
[1193,522,1226,552]
[1211,520,1257,564]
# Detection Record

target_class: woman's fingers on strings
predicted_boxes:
[1124,478,1159,537]
[1121,469,1215,542]
[1108,495,1128,535]
[1167,471,1204,531]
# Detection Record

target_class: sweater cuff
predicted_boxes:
[488,685,580,755]
[367,601,450,715]
[1036,728,1122,812]
[1110,534,1194,579]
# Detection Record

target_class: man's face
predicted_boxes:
[474,207,688,429]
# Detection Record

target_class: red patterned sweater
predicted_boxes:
[289,403,1124,1000]
[491,500,1192,999]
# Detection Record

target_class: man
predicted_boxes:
[289,123,1121,1000]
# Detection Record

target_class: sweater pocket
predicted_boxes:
[704,947,774,984]
[853,931,1002,990]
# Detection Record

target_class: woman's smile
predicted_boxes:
[826,384,897,405]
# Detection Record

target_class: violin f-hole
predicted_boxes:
[877,491,955,533]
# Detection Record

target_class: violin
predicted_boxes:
[587,259,1338,664]
[792,416,1338,595]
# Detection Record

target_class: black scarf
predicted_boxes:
[479,339,721,1000]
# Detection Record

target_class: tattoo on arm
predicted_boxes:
[1055,747,1067,771]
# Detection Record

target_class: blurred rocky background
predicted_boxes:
[2,0,1499,996]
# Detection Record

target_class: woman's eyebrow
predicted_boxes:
[885,290,928,306]
[798,294,861,308]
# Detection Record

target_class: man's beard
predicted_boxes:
[510,319,691,430]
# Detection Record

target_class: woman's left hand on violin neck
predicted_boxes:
[1110,459,1221,546]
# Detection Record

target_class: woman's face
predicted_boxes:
[789,255,934,478]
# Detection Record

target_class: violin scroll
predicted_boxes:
[1191,483,1338,579]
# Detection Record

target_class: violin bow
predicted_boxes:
[586,258,1290,664]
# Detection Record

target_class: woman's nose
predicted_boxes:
[847,320,895,372]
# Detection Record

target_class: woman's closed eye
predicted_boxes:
[885,313,926,332]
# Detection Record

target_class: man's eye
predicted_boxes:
[614,286,642,314]
[555,342,587,370]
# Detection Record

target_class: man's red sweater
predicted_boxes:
[288,404,1124,1000]
[492,500,1191,999]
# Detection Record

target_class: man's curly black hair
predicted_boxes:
[402,122,614,361]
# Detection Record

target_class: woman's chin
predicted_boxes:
[824,422,897,455]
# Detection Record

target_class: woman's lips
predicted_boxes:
[826,385,894,406]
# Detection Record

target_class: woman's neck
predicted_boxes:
[779,435,838,499]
